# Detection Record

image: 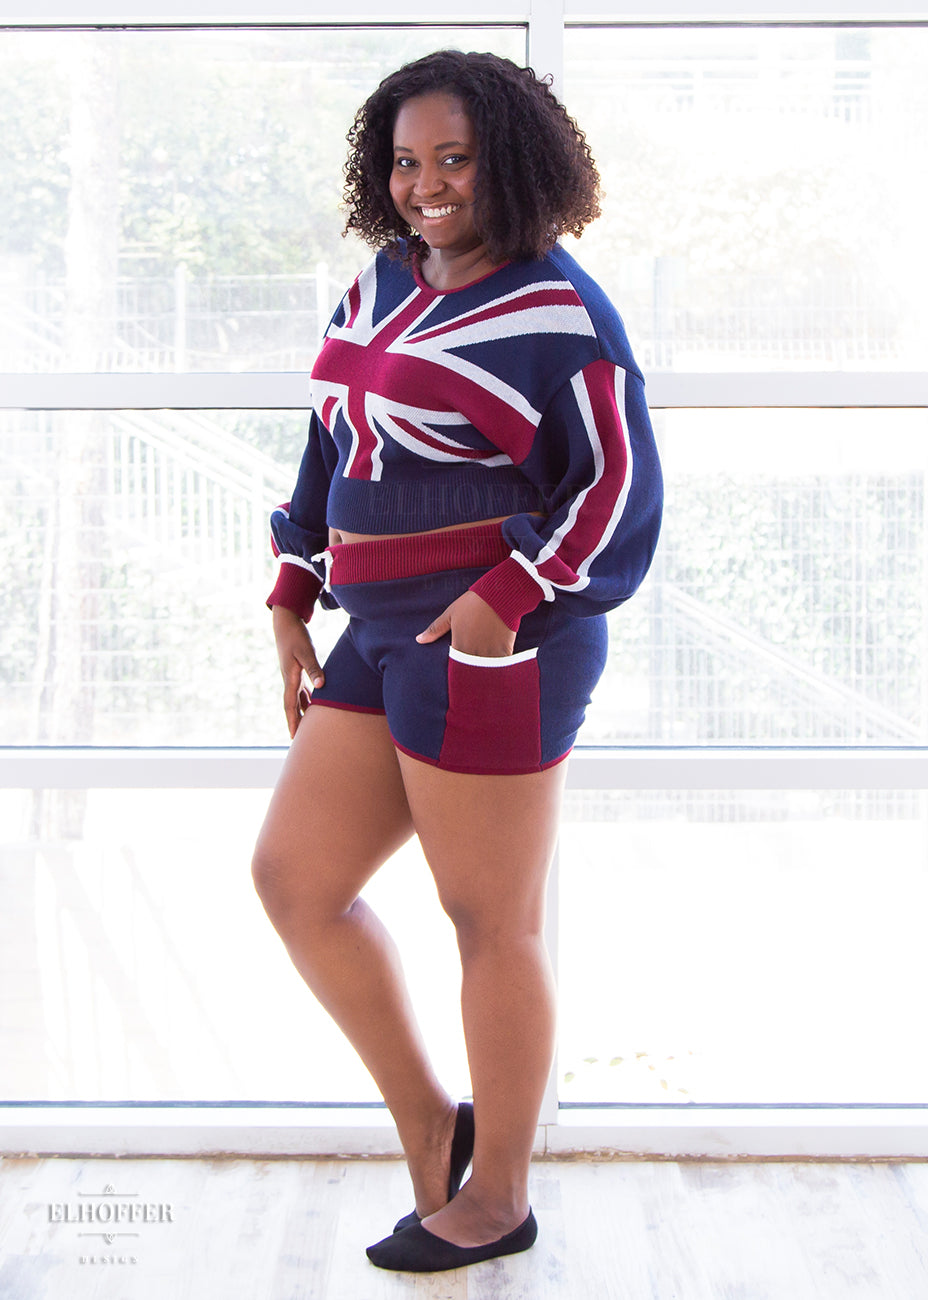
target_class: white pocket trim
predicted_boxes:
[448,646,539,668]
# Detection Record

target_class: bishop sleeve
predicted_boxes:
[266,410,339,620]
[468,358,662,628]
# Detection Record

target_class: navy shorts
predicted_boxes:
[309,523,608,776]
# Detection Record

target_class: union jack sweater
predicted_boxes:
[267,242,662,630]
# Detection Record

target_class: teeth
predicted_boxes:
[420,205,460,218]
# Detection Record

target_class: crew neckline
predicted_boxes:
[411,255,511,295]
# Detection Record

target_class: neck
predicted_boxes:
[418,244,500,292]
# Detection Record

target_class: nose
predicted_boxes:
[413,163,444,199]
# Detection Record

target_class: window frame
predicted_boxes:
[2,0,927,1157]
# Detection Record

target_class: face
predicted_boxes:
[389,91,485,260]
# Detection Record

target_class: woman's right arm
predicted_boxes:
[267,409,338,731]
[272,605,325,739]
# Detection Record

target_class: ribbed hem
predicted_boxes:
[266,563,323,622]
[310,699,386,716]
[325,522,510,587]
[392,735,571,776]
[468,556,546,632]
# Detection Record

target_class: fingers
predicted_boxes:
[416,608,453,644]
[303,660,325,691]
[418,592,516,657]
[283,652,325,738]
[283,661,304,739]
[271,607,328,735]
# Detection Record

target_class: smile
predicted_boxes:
[417,205,461,218]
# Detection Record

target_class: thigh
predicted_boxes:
[254,704,415,915]
[396,753,568,936]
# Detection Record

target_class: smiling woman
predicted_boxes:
[253,48,663,1275]
[343,48,601,273]
[388,93,488,290]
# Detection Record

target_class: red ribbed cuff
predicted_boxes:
[266,562,323,623]
[468,556,545,631]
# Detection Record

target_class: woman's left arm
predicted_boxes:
[417,359,662,656]
[467,360,663,632]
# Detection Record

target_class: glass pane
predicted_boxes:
[0,788,467,1103]
[0,26,525,373]
[5,407,925,748]
[2,408,330,746]
[565,26,928,372]
[558,787,928,1105]
[582,408,928,745]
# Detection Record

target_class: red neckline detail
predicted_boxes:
[412,255,511,295]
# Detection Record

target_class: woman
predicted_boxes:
[252,50,662,1273]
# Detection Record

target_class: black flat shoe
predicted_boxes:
[368,1209,537,1273]
[392,1100,474,1234]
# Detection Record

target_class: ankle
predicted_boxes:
[445,1178,529,1230]
[395,1095,457,1162]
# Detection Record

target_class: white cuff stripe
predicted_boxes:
[509,549,555,602]
[280,554,317,573]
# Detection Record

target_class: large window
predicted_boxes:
[2,7,926,1142]
[0,26,525,373]
[566,25,926,375]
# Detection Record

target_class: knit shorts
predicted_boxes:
[309,522,608,776]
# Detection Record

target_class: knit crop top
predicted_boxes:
[267,241,663,630]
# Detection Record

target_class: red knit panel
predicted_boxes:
[439,654,542,772]
[327,522,510,586]
[266,564,323,622]
[467,557,545,632]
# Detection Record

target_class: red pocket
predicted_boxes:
[439,647,542,774]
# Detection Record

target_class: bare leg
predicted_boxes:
[252,706,458,1216]
[396,751,567,1247]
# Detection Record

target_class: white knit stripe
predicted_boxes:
[448,645,539,668]
[510,548,556,601]
[280,554,317,572]
[402,344,543,426]
[532,368,605,583]
[363,391,386,481]
[379,411,512,466]
[533,366,632,592]
[342,408,362,478]
[312,377,350,458]
[330,267,437,346]
[368,393,511,441]
[575,367,633,579]
[419,279,588,324]
[411,303,594,353]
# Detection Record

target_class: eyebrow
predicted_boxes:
[393,140,469,153]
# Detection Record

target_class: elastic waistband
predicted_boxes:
[324,522,510,586]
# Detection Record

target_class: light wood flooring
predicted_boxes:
[2,1155,927,1299]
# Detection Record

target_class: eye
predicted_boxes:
[394,156,417,169]
[443,154,468,166]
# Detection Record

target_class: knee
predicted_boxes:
[250,833,310,922]
[438,894,544,962]
[250,840,289,914]
[251,838,358,937]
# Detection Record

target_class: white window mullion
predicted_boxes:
[3,371,925,410]
[529,0,565,95]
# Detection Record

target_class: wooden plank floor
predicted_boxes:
[2,1155,927,1299]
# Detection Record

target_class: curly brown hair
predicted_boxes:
[343,50,601,265]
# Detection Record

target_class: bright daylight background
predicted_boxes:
[1,20,926,1110]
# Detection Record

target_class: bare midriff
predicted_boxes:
[328,513,543,547]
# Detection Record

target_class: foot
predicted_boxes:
[420,1180,530,1249]
[367,1208,537,1272]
